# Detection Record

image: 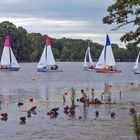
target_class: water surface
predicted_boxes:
[0,62,139,140]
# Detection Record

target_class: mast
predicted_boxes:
[9,46,12,67]
[104,45,106,65]
[7,36,12,67]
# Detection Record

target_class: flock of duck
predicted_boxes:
[0,85,137,125]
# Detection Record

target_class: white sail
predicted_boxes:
[0,46,10,65]
[37,46,47,68]
[95,47,105,68]
[83,48,88,67]
[134,52,140,70]
[105,44,116,66]
[46,45,56,65]
[96,35,115,68]
[0,37,20,68]
[83,47,93,68]
[37,36,57,70]
[10,48,20,68]
[88,47,93,66]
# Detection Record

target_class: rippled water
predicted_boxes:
[0,62,139,140]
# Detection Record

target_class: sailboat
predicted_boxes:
[95,34,121,73]
[83,45,95,71]
[133,52,140,74]
[0,36,20,71]
[37,35,62,72]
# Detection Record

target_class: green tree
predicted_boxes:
[103,0,140,45]
[70,51,79,61]
[0,21,30,62]
[52,48,60,59]
[61,47,71,61]
[115,48,129,61]
[79,49,85,61]
[27,33,44,62]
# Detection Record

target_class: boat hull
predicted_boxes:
[0,67,20,71]
[83,66,95,71]
[95,68,121,73]
[134,69,140,74]
[37,68,62,72]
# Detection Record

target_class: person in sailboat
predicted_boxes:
[109,66,113,71]
[43,66,47,69]
[54,65,58,70]
[89,64,94,69]
[51,65,58,70]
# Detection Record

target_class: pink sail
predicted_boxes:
[4,37,10,48]
[46,35,51,46]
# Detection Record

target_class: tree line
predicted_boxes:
[0,21,139,62]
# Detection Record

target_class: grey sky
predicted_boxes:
[0,0,134,47]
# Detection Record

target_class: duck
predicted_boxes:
[47,107,59,119]
[20,116,26,124]
[30,106,37,112]
[95,110,99,117]
[1,113,8,118]
[51,108,59,112]
[111,112,115,118]
[129,108,135,114]
[17,102,24,107]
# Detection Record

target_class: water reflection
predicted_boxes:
[2,95,10,109]
[40,85,48,101]
[39,84,50,101]
[83,105,88,120]
[0,89,10,109]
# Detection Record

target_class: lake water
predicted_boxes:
[0,62,140,140]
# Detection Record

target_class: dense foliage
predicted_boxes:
[103,0,140,45]
[0,21,139,62]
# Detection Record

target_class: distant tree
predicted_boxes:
[115,48,129,61]
[103,0,140,45]
[111,43,119,49]
[126,42,138,52]
[0,21,30,61]
[52,48,60,59]
[61,47,71,61]
[79,49,85,61]
[27,33,44,62]
[1,21,139,62]
[51,39,63,54]
[70,51,79,61]
[126,43,139,61]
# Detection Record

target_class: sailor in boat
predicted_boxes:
[109,66,113,71]
[50,65,58,70]
[89,64,94,69]
[0,65,7,69]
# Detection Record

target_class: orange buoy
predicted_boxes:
[32,77,37,81]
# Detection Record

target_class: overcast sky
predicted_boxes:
[0,0,135,47]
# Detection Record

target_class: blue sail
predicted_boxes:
[106,34,111,46]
